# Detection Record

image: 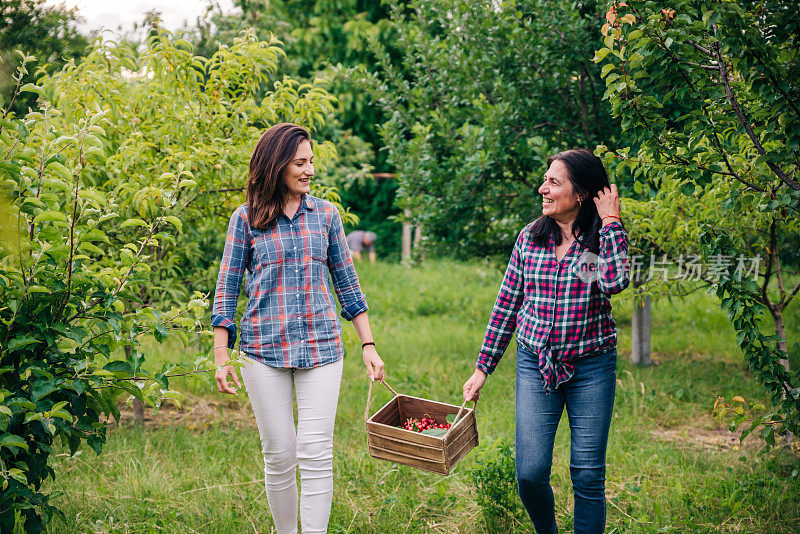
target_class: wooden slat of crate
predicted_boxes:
[367,433,446,462]
[367,443,451,475]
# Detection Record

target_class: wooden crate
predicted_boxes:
[365,393,478,475]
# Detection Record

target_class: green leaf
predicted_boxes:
[120,218,148,229]
[0,433,29,450]
[153,324,169,342]
[104,360,134,376]
[593,48,612,63]
[20,83,44,96]
[6,336,39,351]
[49,409,74,422]
[601,64,616,78]
[26,285,51,294]
[8,468,28,485]
[47,161,73,179]
[163,216,182,232]
[34,210,68,225]
[23,412,43,424]
[420,427,447,437]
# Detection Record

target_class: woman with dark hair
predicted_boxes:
[462,149,629,533]
[211,123,384,534]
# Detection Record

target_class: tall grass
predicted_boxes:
[45,260,800,532]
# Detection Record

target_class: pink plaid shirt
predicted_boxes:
[477,220,629,392]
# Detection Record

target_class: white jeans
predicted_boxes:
[241,356,343,534]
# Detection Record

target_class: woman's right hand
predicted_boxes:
[463,368,487,401]
[215,363,240,395]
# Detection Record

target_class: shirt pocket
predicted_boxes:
[251,228,284,266]
[307,229,328,263]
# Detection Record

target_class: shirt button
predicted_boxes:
[294,246,297,250]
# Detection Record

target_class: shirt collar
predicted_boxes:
[302,194,315,211]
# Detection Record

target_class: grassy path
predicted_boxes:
[45,260,800,532]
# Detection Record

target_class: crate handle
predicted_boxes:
[364,378,399,421]
[446,397,478,437]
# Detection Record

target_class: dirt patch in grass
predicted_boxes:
[103,395,257,431]
[651,421,760,451]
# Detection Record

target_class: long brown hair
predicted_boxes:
[247,123,311,229]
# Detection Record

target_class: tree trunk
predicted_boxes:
[631,295,652,366]
[413,224,423,261]
[768,304,790,372]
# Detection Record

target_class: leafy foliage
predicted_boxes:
[0,28,352,530]
[193,0,401,249]
[596,0,800,445]
[470,440,527,532]
[0,0,88,116]
[366,0,622,257]
[0,60,207,532]
[40,28,353,302]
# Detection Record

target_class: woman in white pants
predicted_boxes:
[211,123,384,534]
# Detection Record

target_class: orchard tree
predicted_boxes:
[0,0,87,115]
[366,0,623,257]
[0,56,207,532]
[596,0,800,444]
[41,28,353,303]
[0,29,354,530]
[192,0,401,247]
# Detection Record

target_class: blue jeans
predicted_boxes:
[515,345,617,534]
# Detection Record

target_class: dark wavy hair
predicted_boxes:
[247,123,311,229]
[528,148,610,254]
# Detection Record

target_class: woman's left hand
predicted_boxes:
[594,184,621,221]
[362,345,385,381]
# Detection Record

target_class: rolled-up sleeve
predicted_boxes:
[326,206,368,320]
[598,221,630,295]
[211,207,249,348]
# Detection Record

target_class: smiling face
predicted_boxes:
[538,159,581,224]
[282,139,314,200]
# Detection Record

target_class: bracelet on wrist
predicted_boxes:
[214,345,228,350]
[362,341,375,349]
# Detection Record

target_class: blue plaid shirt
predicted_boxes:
[211,195,368,368]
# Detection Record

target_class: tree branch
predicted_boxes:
[712,37,799,190]
[686,40,713,57]
[704,110,766,192]
[780,280,800,311]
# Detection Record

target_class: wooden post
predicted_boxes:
[631,295,652,366]
[402,209,413,263]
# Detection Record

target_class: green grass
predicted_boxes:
[44,259,800,533]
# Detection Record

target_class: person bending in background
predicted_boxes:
[211,123,385,534]
[346,230,377,263]
[462,149,630,534]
